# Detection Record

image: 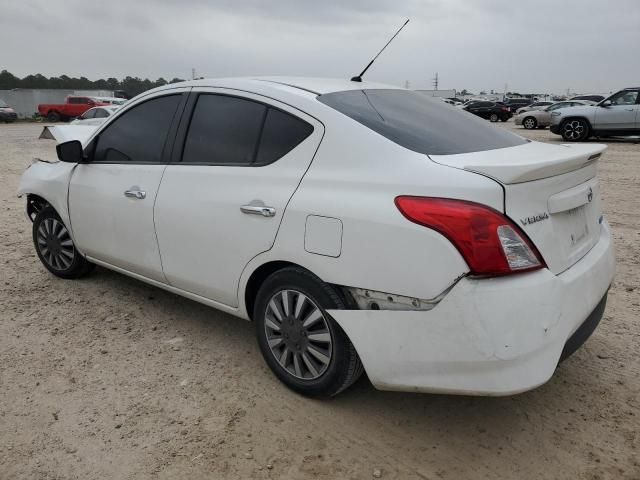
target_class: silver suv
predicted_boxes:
[550,87,640,141]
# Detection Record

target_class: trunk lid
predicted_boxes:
[430,142,607,274]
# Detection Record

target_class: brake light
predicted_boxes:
[395,197,545,276]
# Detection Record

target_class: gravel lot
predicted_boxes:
[1,122,638,480]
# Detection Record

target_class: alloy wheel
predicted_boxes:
[523,118,536,129]
[264,289,333,380]
[563,120,586,140]
[36,218,75,271]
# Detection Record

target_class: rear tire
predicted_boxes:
[32,207,94,279]
[523,117,538,129]
[561,118,590,141]
[489,113,499,122]
[46,111,60,122]
[254,267,363,397]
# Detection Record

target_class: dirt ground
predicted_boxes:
[0,122,638,480]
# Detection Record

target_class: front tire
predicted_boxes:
[254,267,363,397]
[33,207,94,279]
[489,113,499,122]
[561,118,590,141]
[523,116,538,129]
[46,111,60,122]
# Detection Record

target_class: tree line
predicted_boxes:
[0,70,186,97]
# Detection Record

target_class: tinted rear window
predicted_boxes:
[317,89,527,155]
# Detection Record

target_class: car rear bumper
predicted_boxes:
[328,220,615,395]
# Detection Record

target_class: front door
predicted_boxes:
[69,92,186,282]
[594,89,639,130]
[154,89,323,307]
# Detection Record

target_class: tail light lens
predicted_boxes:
[395,196,545,276]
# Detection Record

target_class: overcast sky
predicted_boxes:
[2,0,638,94]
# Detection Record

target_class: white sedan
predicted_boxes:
[18,77,615,397]
[70,106,119,126]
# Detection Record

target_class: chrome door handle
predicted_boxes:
[240,205,276,217]
[124,189,146,199]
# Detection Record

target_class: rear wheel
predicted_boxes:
[254,267,363,397]
[523,116,538,129]
[489,113,499,122]
[32,207,94,278]
[46,111,60,122]
[561,118,590,141]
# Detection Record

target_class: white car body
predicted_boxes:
[70,106,119,126]
[18,77,615,396]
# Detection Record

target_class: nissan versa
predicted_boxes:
[18,78,615,397]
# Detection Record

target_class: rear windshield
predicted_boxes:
[317,89,527,155]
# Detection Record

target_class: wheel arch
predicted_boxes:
[26,193,51,221]
[242,260,354,321]
[560,115,593,130]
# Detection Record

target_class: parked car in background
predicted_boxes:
[570,94,606,103]
[515,101,554,114]
[19,77,614,397]
[37,96,109,122]
[551,87,640,141]
[95,97,127,105]
[70,106,119,126]
[502,98,531,112]
[464,100,512,122]
[0,98,18,123]
[515,100,595,129]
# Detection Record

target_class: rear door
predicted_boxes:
[594,89,639,130]
[154,89,324,307]
[69,90,187,281]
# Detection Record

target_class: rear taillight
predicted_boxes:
[395,196,545,276]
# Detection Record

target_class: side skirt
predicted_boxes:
[86,256,249,321]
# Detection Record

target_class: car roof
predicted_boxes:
[153,77,402,96]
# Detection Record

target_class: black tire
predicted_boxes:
[46,111,60,122]
[560,118,590,142]
[254,267,363,397]
[500,116,508,122]
[489,113,499,122]
[32,206,94,279]
[523,116,538,130]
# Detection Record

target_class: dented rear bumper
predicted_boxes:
[328,220,615,395]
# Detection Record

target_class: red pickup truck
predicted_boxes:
[38,96,109,122]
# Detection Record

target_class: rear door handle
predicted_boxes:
[124,189,146,199]
[240,205,276,217]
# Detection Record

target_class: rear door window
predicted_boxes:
[182,94,313,166]
[318,89,527,155]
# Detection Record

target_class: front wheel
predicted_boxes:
[523,117,538,129]
[33,207,94,278]
[46,111,60,122]
[489,113,499,122]
[254,267,363,397]
[561,118,590,141]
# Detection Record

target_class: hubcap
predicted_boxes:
[563,120,585,140]
[524,118,535,129]
[264,290,333,380]
[37,218,74,270]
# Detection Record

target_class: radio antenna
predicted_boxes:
[351,19,410,82]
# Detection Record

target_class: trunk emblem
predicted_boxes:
[520,212,549,226]
[587,187,593,203]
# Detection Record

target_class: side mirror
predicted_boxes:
[600,100,612,107]
[56,140,84,163]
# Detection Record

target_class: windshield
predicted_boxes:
[317,89,527,155]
